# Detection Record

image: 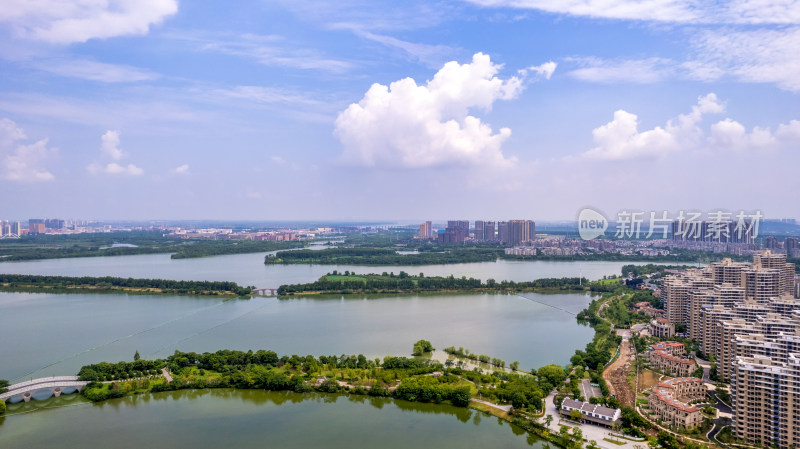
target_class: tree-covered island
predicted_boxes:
[0,274,253,297]
[277,271,588,296]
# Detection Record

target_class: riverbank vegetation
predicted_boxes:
[0,274,253,297]
[276,271,588,296]
[0,231,304,262]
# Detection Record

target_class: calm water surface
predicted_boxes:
[0,291,594,381]
[0,390,543,448]
[0,252,631,443]
[0,251,660,286]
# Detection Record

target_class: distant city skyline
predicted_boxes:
[0,1,798,219]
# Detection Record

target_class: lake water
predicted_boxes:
[0,290,594,382]
[0,252,641,444]
[0,390,544,448]
[0,251,655,287]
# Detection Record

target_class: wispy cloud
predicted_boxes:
[688,27,800,92]
[463,0,800,25]
[337,26,457,68]
[0,0,178,44]
[213,86,322,106]
[566,57,674,83]
[198,33,353,73]
[34,59,159,83]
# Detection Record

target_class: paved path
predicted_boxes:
[161,367,173,383]
[580,378,601,400]
[470,398,512,412]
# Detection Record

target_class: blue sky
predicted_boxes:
[0,0,798,221]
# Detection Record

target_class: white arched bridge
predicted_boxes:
[1,376,89,403]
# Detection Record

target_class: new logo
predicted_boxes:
[578,208,608,240]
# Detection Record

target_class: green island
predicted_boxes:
[276,271,587,295]
[265,242,758,267]
[265,247,503,265]
[0,274,253,297]
[0,231,305,262]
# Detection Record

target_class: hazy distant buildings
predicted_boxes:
[45,218,65,230]
[473,220,496,241]
[671,220,755,244]
[506,220,535,246]
[28,219,46,234]
[418,221,432,239]
[439,220,469,243]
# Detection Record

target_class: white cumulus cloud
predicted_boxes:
[0,0,178,44]
[88,130,143,176]
[174,164,190,174]
[582,94,800,160]
[335,52,545,168]
[0,118,56,181]
[583,93,724,160]
[101,130,124,160]
[710,118,800,152]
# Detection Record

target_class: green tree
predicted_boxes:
[570,409,582,420]
[538,365,567,387]
[0,398,6,415]
[134,350,141,362]
[545,414,553,428]
[657,432,678,449]
[412,339,434,356]
[510,361,520,371]
[0,379,9,393]
[450,386,471,407]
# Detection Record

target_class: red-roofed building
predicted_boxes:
[648,342,696,376]
[648,377,707,429]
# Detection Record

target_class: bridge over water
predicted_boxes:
[252,287,278,296]
[1,376,89,403]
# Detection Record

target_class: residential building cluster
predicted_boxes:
[661,250,800,448]
[170,228,299,240]
[417,219,535,245]
[648,377,707,429]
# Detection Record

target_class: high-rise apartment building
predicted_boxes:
[473,220,496,241]
[497,219,535,246]
[418,221,432,239]
[732,330,800,448]
[439,220,469,243]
